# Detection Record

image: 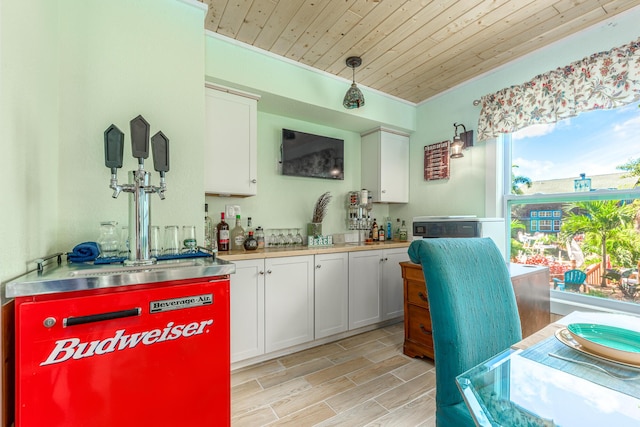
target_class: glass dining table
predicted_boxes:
[456,311,640,427]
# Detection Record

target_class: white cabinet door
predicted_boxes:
[361,128,409,203]
[230,259,265,363]
[314,252,348,339]
[204,85,258,196]
[348,250,383,329]
[381,248,409,320]
[265,255,314,353]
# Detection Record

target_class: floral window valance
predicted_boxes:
[477,37,640,141]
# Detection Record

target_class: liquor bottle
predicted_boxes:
[399,220,408,241]
[204,204,213,251]
[371,219,378,240]
[231,214,246,251]
[386,217,392,240]
[216,212,230,251]
[394,218,401,241]
[246,217,254,235]
[255,226,265,249]
[243,231,258,251]
[378,226,385,242]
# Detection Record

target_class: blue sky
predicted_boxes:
[512,103,640,181]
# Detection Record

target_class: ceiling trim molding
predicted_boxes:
[177,0,208,13]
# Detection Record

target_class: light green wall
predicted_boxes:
[204,33,416,135]
[55,0,206,253]
[1,0,60,282]
[1,0,206,286]
[205,111,391,236]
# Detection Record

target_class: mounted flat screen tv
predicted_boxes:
[281,128,344,180]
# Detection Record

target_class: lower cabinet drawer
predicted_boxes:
[406,304,434,349]
[406,280,429,308]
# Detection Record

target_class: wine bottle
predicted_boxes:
[216,212,230,251]
[231,214,246,251]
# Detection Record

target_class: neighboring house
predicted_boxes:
[514,173,639,234]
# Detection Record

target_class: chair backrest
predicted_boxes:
[564,269,586,284]
[408,238,522,409]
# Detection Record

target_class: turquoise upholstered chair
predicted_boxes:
[408,238,522,427]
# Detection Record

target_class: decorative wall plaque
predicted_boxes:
[424,141,450,181]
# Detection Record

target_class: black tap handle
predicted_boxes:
[130,115,150,161]
[151,131,170,173]
[104,124,124,172]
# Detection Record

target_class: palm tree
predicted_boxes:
[617,157,640,179]
[561,200,637,286]
[511,165,532,195]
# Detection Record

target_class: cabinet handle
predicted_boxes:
[316,265,321,269]
[419,324,432,335]
[384,257,388,261]
[251,179,257,184]
[267,269,272,274]
[381,190,386,193]
[418,292,428,302]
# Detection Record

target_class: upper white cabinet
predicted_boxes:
[204,84,259,196]
[361,127,410,203]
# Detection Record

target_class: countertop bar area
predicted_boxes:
[217,240,411,261]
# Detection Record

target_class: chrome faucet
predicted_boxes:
[104,116,170,266]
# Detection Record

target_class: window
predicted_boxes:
[505,103,640,313]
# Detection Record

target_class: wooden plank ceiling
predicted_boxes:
[199,0,639,104]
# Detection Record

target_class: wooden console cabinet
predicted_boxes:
[400,262,550,360]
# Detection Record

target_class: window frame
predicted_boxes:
[500,134,640,315]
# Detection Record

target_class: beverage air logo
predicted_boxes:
[41,319,213,366]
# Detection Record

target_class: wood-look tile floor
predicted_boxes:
[231,322,437,426]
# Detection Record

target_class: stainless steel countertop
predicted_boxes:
[5,257,236,299]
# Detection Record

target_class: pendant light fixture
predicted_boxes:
[343,56,365,109]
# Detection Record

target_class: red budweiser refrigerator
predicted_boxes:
[13,276,230,427]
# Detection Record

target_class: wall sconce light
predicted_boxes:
[450,123,474,159]
[343,56,365,109]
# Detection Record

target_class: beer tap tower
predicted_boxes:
[104,115,170,266]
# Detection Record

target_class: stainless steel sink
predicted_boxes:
[6,257,235,299]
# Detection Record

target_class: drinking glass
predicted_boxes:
[150,226,161,258]
[182,226,197,253]
[286,229,295,246]
[163,225,180,256]
[118,226,129,258]
[268,229,277,248]
[294,229,304,246]
[277,229,286,247]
